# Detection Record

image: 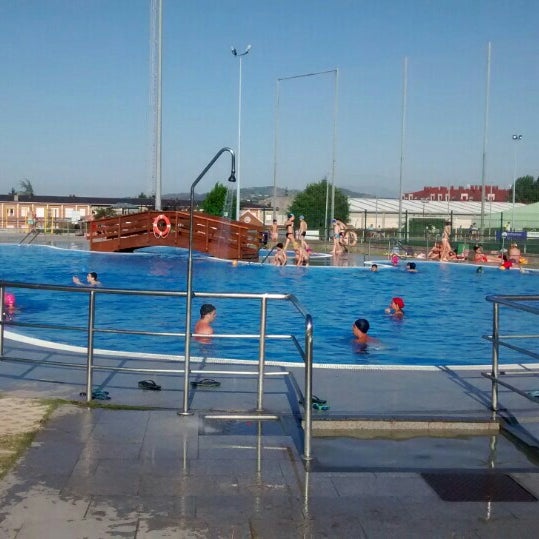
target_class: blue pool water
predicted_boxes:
[0,244,537,366]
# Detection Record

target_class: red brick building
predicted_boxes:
[404,185,510,202]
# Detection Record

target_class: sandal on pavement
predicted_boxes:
[138,380,162,391]
[80,389,111,400]
[312,402,330,411]
[190,378,221,388]
[299,395,327,406]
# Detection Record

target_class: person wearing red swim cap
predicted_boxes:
[385,297,404,318]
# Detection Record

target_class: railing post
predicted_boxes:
[85,291,97,404]
[256,296,268,412]
[491,301,500,412]
[303,314,313,461]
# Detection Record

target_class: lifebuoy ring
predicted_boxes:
[153,214,171,238]
[346,230,358,247]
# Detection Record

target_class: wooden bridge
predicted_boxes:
[88,210,264,261]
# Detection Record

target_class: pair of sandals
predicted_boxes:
[299,395,330,411]
[80,388,111,400]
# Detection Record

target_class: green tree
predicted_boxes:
[201,182,236,218]
[19,178,34,196]
[514,175,539,204]
[93,207,116,219]
[289,179,349,235]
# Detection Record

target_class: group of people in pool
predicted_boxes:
[191,298,405,356]
[271,213,311,266]
[352,296,405,353]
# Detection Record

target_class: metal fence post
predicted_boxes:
[85,291,97,403]
[491,301,500,412]
[256,296,268,412]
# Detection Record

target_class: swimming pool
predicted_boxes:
[0,244,537,367]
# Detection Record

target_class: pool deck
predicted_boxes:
[1,234,539,537]
[1,339,539,537]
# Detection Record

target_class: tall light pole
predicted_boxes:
[511,134,522,231]
[397,57,408,240]
[231,45,251,221]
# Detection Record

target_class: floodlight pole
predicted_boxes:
[231,45,251,221]
[511,134,522,231]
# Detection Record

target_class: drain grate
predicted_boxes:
[422,472,537,502]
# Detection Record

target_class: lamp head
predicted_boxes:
[246,44,252,53]
[231,47,237,56]
[228,172,236,183]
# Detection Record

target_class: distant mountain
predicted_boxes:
[164,185,375,202]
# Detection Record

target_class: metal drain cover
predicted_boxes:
[422,472,537,502]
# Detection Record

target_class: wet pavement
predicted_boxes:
[1,342,539,537]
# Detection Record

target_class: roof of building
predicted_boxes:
[349,198,525,215]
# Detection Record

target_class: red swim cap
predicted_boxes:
[392,297,404,309]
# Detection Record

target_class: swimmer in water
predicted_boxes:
[385,297,404,318]
[73,272,101,287]
[194,304,216,344]
[352,318,371,353]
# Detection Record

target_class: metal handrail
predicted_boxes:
[0,281,314,460]
[482,294,539,412]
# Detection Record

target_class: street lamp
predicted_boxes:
[180,148,236,416]
[231,44,251,221]
[511,134,522,231]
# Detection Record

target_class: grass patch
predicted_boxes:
[0,432,36,480]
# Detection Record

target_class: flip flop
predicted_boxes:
[80,389,110,399]
[312,402,330,411]
[299,395,327,406]
[138,380,162,391]
[91,389,111,401]
[190,378,221,388]
[527,390,539,400]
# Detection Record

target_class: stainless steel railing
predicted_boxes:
[0,281,314,460]
[482,294,539,413]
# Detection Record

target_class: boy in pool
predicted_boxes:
[73,272,101,287]
[385,297,404,318]
[352,318,379,353]
[194,304,216,342]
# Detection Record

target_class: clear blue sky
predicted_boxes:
[1,0,538,198]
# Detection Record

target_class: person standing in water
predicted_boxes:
[73,272,101,287]
[385,297,404,318]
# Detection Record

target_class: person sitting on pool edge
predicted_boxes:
[273,242,287,266]
[508,243,521,264]
[385,297,404,318]
[73,272,101,287]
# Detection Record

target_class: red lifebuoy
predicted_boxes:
[153,214,171,238]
